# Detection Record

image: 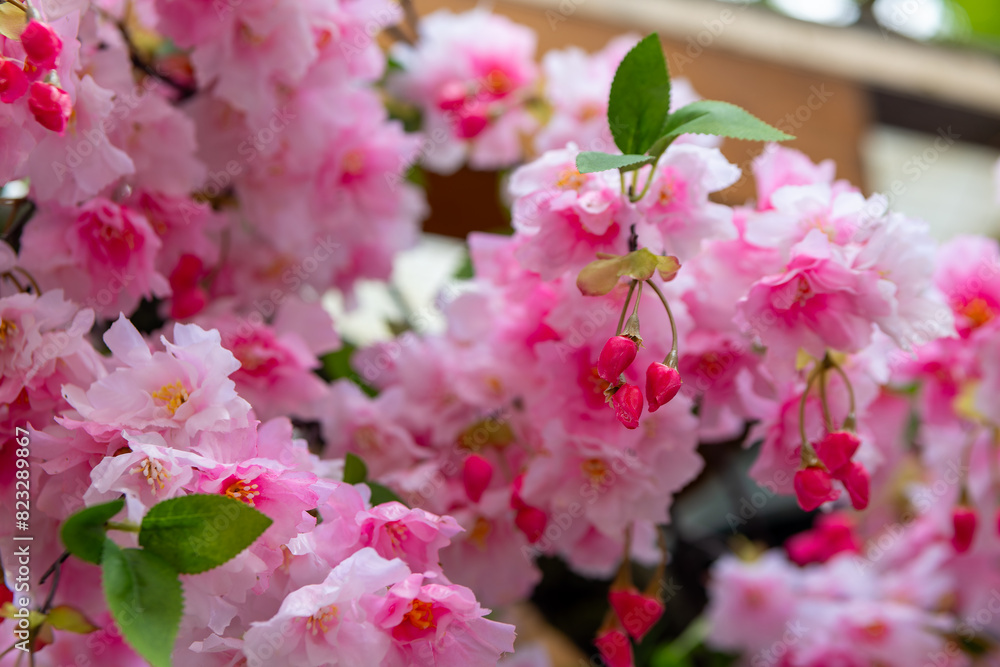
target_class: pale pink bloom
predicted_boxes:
[634,144,740,261]
[737,230,889,358]
[242,548,410,667]
[24,75,134,205]
[375,573,516,667]
[19,198,170,318]
[510,145,631,279]
[61,316,251,452]
[753,145,837,210]
[357,502,463,575]
[0,289,98,405]
[389,8,538,173]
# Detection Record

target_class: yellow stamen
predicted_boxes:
[151,381,189,416]
[0,319,15,344]
[581,458,609,487]
[225,479,260,507]
[305,605,338,635]
[402,600,434,631]
[556,168,587,190]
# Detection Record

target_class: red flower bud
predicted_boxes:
[598,336,638,383]
[786,513,859,566]
[594,628,634,667]
[609,588,664,641]
[21,21,62,71]
[28,82,72,133]
[0,60,28,103]
[613,384,643,429]
[952,506,977,554]
[836,461,869,511]
[514,506,546,543]
[814,431,860,475]
[793,466,840,512]
[645,362,682,413]
[462,454,493,503]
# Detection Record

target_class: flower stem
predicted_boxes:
[645,280,678,367]
[825,354,857,430]
[615,280,637,336]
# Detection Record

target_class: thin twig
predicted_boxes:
[645,279,678,367]
[615,280,637,336]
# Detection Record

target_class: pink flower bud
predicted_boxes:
[645,362,682,413]
[21,21,62,71]
[28,82,71,133]
[786,513,859,566]
[793,466,840,512]
[613,384,643,429]
[0,60,28,103]
[437,81,468,111]
[609,588,664,641]
[598,336,638,383]
[814,431,860,475]
[594,628,634,667]
[456,102,489,139]
[462,454,493,503]
[514,506,546,543]
[952,506,977,554]
[836,461,869,511]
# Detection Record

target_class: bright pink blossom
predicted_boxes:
[794,466,840,511]
[951,506,977,554]
[21,21,63,70]
[0,60,28,103]
[594,628,633,667]
[613,384,643,429]
[814,430,860,474]
[598,335,637,382]
[645,362,682,412]
[609,588,664,641]
[27,81,72,133]
[462,454,493,503]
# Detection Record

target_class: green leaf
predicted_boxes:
[101,541,182,667]
[576,152,654,174]
[343,453,368,484]
[138,494,272,574]
[651,100,794,156]
[60,500,125,565]
[608,34,672,155]
[576,249,682,296]
[46,605,99,634]
[367,482,406,507]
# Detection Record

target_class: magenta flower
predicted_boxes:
[598,335,638,383]
[645,362,682,412]
[793,466,840,511]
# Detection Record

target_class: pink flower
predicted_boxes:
[612,384,643,429]
[28,81,72,133]
[242,548,410,667]
[21,21,63,70]
[375,573,516,667]
[357,502,463,575]
[61,316,251,454]
[19,199,170,318]
[814,430,860,474]
[793,466,840,511]
[645,362,682,412]
[598,335,637,383]
[514,507,547,544]
[594,628,633,667]
[0,60,28,103]
[752,145,836,211]
[951,506,977,553]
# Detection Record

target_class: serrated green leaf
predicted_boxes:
[138,494,272,574]
[343,453,368,484]
[101,541,182,667]
[367,482,406,507]
[60,500,125,565]
[608,34,672,155]
[576,152,655,174]
[651,100,794,157]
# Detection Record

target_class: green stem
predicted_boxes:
[645,280,678,367]
[826,356,857,430]
[629,153,664,203]
[615,281,637,336]
[651,616,709,666]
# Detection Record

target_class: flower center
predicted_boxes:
[342,149,365,177]
[581,458,609,487]
[305,605,338,635]
[483,68,512,95]
[225,479,260,507]
[402,600,435,631]
[151,381,189,416]
[556,167,587,190]
[385,521,409,550]
[469,516,492,550]
[0,319,15,344]
[958,297,994,329]
[130,458,170,494]
[354,425,383,453]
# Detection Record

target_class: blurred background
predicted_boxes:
[328,2,1000,664]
